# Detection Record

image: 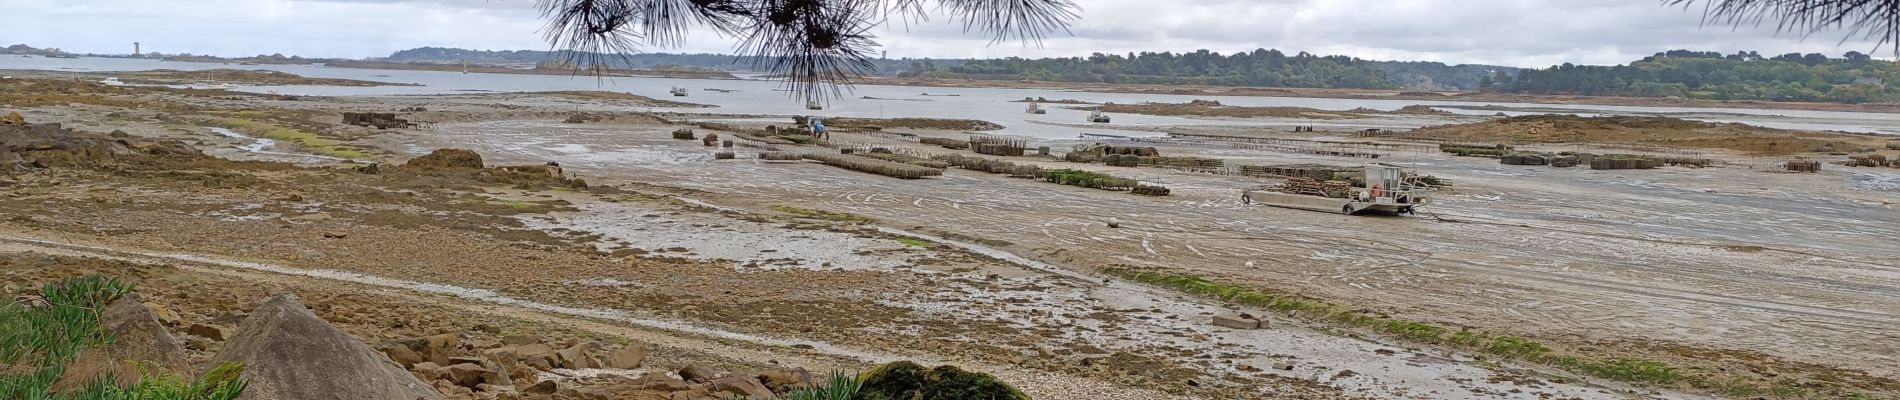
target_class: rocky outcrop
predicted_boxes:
[405,148,484,169]
[209,293,444,400]
[1,122,200,170]
[50,293,190,391]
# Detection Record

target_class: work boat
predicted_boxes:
[669,87,689,96]
[1242,164,1435,215]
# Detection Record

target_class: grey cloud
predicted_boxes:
[4,0,1891,67]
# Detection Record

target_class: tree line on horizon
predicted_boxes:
[1484,50,1899,104]
[931,49,1457,90]
[22,41,1899,104]
[384,46,1510,91]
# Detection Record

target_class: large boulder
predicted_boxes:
[50,293,190,391]
[856,361,1029,400]
[406,148,484,169]
[209,293,444,400]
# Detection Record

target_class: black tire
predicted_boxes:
[1241,193,1252,205]
[1342,205,1354,215]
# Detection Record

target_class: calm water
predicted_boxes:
[8,55,1900,138]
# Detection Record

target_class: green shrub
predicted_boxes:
[855,361,1027,400]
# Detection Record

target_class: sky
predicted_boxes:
[3,0,1895,68]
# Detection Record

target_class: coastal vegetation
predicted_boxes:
[1486,50,1900,103]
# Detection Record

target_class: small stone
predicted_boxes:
[183,335,215,351]
[446,363,489,388]
[413,362,445,380]
[554,346,596,369]
[625,372,693,392]
[502,335,543,346]
[287,212,333,222]
[1211,315,1261,330]
[1273,362,1294,371]
[379,343,426,368]
[143,302,182,326]
[523,380,558,395]
[320,231,350,239]
[446,356,487,366]
[708,376,772,399]
[187,323,230,341]
[515,344,556,370]
[753,367,811,393]
[602,347,645,369]
[678,364,719,383]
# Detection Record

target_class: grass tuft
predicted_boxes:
[1,276,246,399]
[772,370,861,400]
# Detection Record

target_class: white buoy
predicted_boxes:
[1106,217,1121,228]
[1245,261,1255,268]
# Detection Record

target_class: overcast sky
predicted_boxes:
[4,0,1894,68]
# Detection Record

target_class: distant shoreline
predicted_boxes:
[863,76,1900,115]
[15,54,1900,115]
